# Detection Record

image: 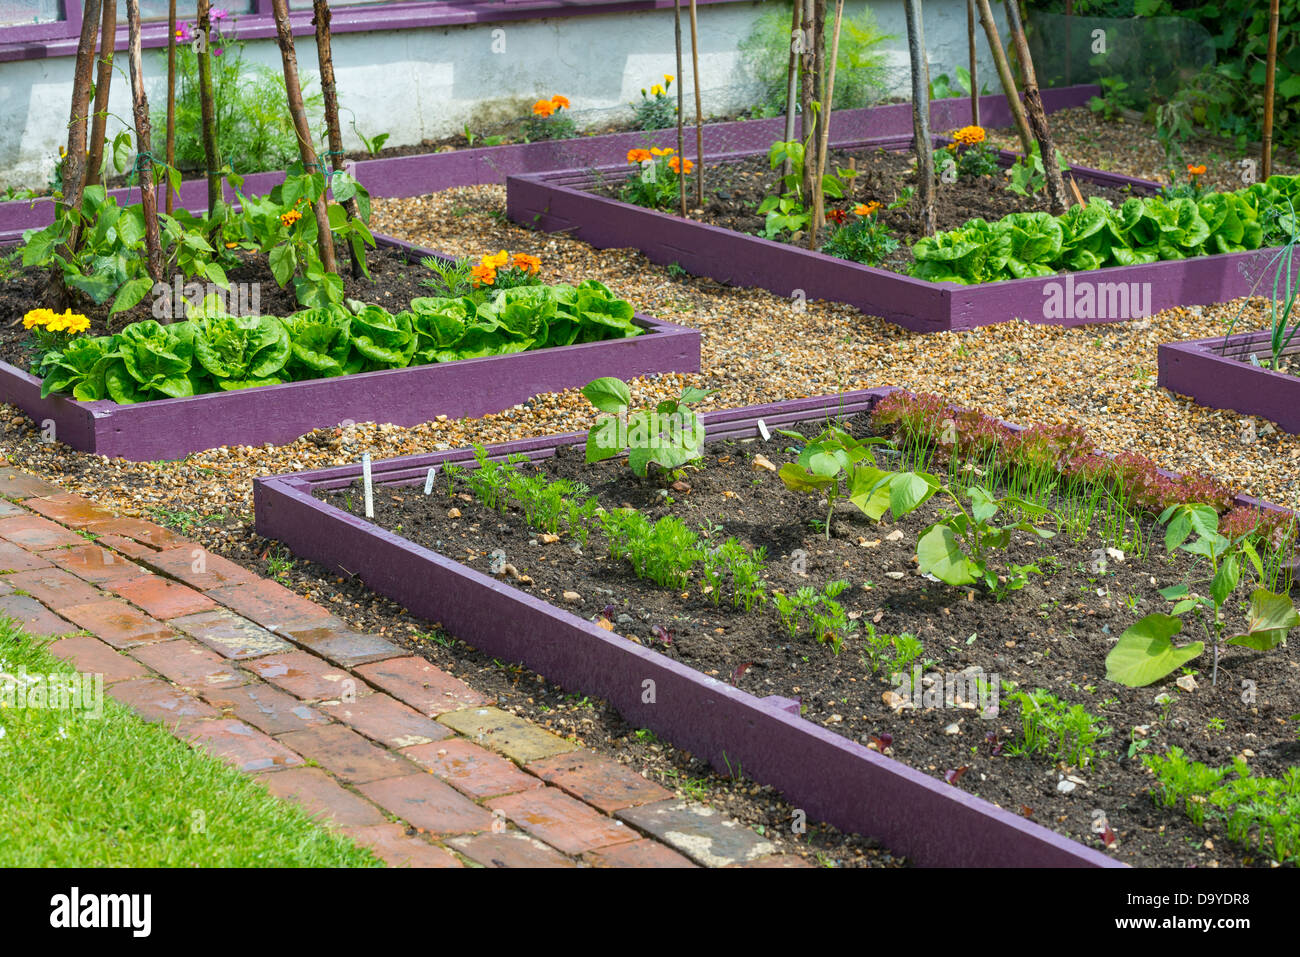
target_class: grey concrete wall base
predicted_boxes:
[0,235,700,461]
[1159,332,1300,435]
[252,387,1126,868]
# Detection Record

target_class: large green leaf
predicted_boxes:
[581,377,631,413]
[1227,589,1300,651]
[916,525,979,586]
[1105,613,1203,687]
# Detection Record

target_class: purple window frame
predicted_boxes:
[1,0,745,62]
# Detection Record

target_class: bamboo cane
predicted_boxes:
[904,0,934,236]
[165,0,177,213]
[967,0,980,126]
[126,0,163,285]
[269,0,336,273]
[85,0,116,191]
[810,0,844,246]
[674,0,686,217]
[689,0,704,207]
[781,0,803,181]
[1002,0,1067,214]
[314,0,362,276]
[974,0,1032,157]
[1262,0,1279,179]
[196,0,223,223]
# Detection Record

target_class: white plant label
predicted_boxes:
[757,419,771,441]
[362,453,374,519]
[424,466,437,495]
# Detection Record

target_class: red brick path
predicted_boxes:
[1,467,807,868]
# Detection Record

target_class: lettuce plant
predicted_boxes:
[281,305,357,379]
[188,312,291,391]
[38,336,118,401]
[349,305,418,370]
[103,320,199,404]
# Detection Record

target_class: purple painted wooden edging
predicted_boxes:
[0,85,1100,244]
[0,235,700,461]
[252,387,1124,868]
[508,141,1300,333]
[1159,331,1300,435]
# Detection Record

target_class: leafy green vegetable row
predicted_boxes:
[38,280,640,404]
[909,174,1300,285]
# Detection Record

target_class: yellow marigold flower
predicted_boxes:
[550,94,570,110]
[650,146,673,156]
[64,313,90,334]
[482,250,510,270]
[854,201,882,216]
[280,209,302,228]
[668,156,693,174]
[23,308,55,330]
[532,99,556,118]
[511,253,541,274]
[650,85,664,97]
[470,264,497,286]
[664,74,674,84]
[627,148,653,164]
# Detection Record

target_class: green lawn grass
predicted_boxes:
[0,617,382,867]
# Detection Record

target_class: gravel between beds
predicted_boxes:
[1,111,1296,868]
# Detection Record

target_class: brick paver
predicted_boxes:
[59,598,175,649]
[354,656,488,715]
[245,650,369,702]
[0,594,78,636]
[110,575,217,619]
[7,568,106,610]
[130,638,249,690]
[258,767,387,827]
[438,706,578,763]
[276,724,419,785]
[183,719,305,773]
[46,635,149,684]
[199,682,330,736]
[46,545,144,586]
[168,608,294,660]
[319,693,452,749]
[0,467,794,869]
[404,738,542,800]
[358,774,496,836]
[488,787,637,856]
[107,677,219,726]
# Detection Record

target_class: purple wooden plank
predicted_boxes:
[252,386,1127,868]
[0,235,700,461]
[0,85,1100,242]
[1159,332,1300,435]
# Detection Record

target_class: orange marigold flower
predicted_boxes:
[1187,163,1207,176]
[627,148,653,164]
[854,201,882,216]
[280,209,303,227]
[532,99,556,117]
[470,264,497,286]
[550,94,570,110]
[954,125,986,146]
[668,156,693,174]
[225,241,239,248]
[511,252,541,274]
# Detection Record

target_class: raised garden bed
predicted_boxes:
[0,236,700,461]
[507,149,1300,334]
[254,388,1300,867]
[1158,331,1300,436]
[0,86,1100,245]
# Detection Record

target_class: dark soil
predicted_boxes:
[0,246,434,372]
[318,415,1300,868]
[590,146,1142,272]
